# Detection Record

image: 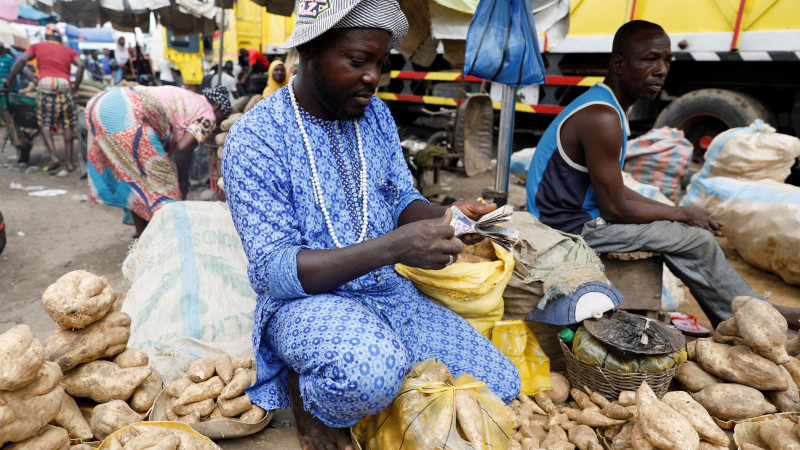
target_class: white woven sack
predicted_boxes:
[121,201,257,382]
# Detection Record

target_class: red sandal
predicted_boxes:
[669,312,711,337]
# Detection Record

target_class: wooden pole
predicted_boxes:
[217,8,225,85]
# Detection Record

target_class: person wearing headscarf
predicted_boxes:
[222,1,520,448]
[261,60,288,97]
[86,85,231,236]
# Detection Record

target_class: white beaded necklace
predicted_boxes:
[288,76,369,248]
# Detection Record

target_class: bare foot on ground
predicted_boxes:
[289,371,354,450]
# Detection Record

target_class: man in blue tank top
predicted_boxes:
[526,20,800,328]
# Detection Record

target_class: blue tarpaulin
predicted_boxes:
[64,24,115,43]
[18,4,53,20]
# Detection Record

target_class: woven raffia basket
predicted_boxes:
[560,338,677,401]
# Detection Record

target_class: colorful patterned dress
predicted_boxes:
[86,86,215,220]
[223,87,520,428]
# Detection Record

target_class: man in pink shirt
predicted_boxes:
[3,26,85,173]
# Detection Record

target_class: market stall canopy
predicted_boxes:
[0,18,32,48]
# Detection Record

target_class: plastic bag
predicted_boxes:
[491,320,551,396]
[462,0,546,87]
[571,326,687,373]
[623,127,692,202]
[351,359,516,450]
[395,241,515,337]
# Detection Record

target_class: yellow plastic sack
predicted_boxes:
[571,326,688,373]
[352,359,516,450]
[395,241,515,337]
[491,320,551,396]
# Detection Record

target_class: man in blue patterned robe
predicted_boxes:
[222,0,520,448]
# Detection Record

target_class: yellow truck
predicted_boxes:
[380,0,800,159]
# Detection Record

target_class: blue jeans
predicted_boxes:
[580,218,758,327]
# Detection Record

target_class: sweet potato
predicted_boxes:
[188,358,216,383]
[42,270,118,329]
[53,391,93,440]
[675,361,722,393]
[540,425,569,448]
[240,404,267,423]
[759,419,800,450]
[692,383,776,420]
[568,424,601,450]
[694,339,786,390]
[218,394,252,417]
[89,400,140,440]
[547,413,569,430]
[129,370,163,413]
[545,372,571,405]
[219,369,250,400]
[124,429,180,450]
[637,382,699,449]
[454,389,484,448]
[4,424,70,450]
[165,396,178,422]
[174,376,224,406]
[112,348,149,368]
[733,296,790,365]
[215,354,234,384]
[0,373,65,446]
[45,311,131,371]
[583,386,610,408]
[768,365,800,412]
[661,391,729,447]
[178,411,202,424]
[61,360,151,403]
[601,402,633,420]
[0,325,45,391]
[168,428,220,450]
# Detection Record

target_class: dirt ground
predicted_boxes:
[2,128,800,448]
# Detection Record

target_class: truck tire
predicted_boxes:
[654,89,775,161]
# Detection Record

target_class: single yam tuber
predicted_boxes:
[108,435,123,450]
[694,339,787,390]
[218,394,253,417]
[111,348,149,368]
[787,338,800,357]
[686,340,696,360]
[165,397,178,422]
[61,360,151,403]
[178,411,202,424]
[570,388,599,411]
[617,391,636,407]
[172,397,215,417]
[637,382,699,450]
[231,358,252,370]
[563,407,581,421]
[220,368,251,400]
[534,392,555,414]
[89,400,141,440]
[547,413,569,430]
[583,386,611,409]
[611,421,634,450]
[0,382,65,446]
[540,425,569,448]
[711,331,745,346]
[188,358,216,383]
[631,421,655,450]
[714,318,738,337]
[520,437,538,450]
[124,429,180,450]
[675,361,722,393]
[733,296,790,365]
[767,365,800,413]
[562,420,579,431]
[568,424,601,450]
[603,423,623,441]
[758,419,800,450]
[692,383,776,421]
[42,270,118,329]
[454,389,484,449]
[174,376,224,406]
[661,391,729,447]
[45,312,131,371]
[545,372,571,405]
[576,409,626,427]
[240,404,267,423]
[508,440,522,450]
[0,324,46,391]
[53,391,94,441]
[129,370,163,413]
[698,442,728,450]
[165,376,192,398]
[600,402,632,421]
[215,354,234,385]
[4,424,70,450]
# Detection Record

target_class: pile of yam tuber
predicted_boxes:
[103,424,219,450]
[508,372,729,450]
[675,296,800,423]
[162,353,266,425]
[0,270,166,447]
